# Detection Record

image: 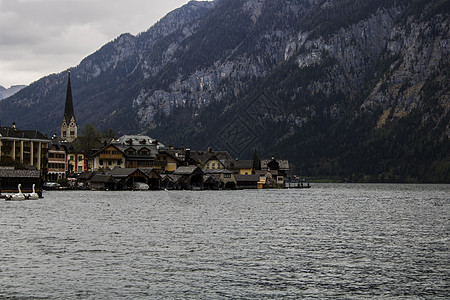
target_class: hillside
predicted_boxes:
[0,85,26,100]
[0,0,448,182]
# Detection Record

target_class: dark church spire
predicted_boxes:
[63,70,76,123]
[61,70,78,142]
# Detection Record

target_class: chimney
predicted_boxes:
[12,122,16,129]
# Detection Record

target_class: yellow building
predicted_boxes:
[90,144,125,170]
[154,152,182,172]
[205,155,225,170]
[0,124,49,170]
[67,152,87,174]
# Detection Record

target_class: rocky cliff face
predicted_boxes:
[0,0,448,181]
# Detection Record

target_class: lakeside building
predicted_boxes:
[0,72,291,189]
[0,124,49,171]
[90,135,162,171]
[261,158,290,186]
[47,138,70,181]
[0,166,43,193]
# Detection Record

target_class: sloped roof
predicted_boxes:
[113,135,165,149]
[165,174,184,183]
[203,169,233,174]
[107,168,152,181]
[235,174,260,182]
[174,166,204,175]
[107,167,139,177]
[139,168,162,179]
[114,143,158,159]
[189,150,232,164]
[0,126,48,141]
[90,174,116,183]
[77,171,97,180]
[0,168,41,178]
[203,174,220,183]
[91,143,125,157]
[225,160,254,170]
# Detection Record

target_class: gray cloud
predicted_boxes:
[0,0,207,87]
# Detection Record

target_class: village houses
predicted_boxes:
[1,71,292,192]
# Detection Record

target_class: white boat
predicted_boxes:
[133,182,149,190]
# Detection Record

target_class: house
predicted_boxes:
[203,169,236,189]
[204,155,226,170]
[188,148,232,168]
[225,159,254,175]
[140,168,162,189]
[112,135,160,169]
[173,166,205,189]
[261,158,290,187]
[77,171,97,189]
[106,167,160,190]
[0,166,43,193]
[47,138,69,181]
[203,174,220,190]
[65,139,91,175]
[235,174,260,189]
[90,143,126,170]
[160,174,190,190]
[89,174,116,191]
[0,124,49,171]
[163,147,188,166]
[161,174,176,190]
[154,151,184,173]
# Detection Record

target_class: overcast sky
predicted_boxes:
[0,0,211,88]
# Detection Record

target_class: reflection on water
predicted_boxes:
[1,184,449,298]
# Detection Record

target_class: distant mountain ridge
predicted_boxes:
[0,0,448,182]
[0,85,26,101]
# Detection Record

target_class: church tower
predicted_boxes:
[61,70,78,142]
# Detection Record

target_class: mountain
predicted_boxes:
[0,0,448,182]
[0,85,26,101]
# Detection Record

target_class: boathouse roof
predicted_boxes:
[0,168,41,178]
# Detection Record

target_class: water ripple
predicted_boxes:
[1,184,449,298]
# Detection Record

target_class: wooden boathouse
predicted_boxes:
[0,167,43,194]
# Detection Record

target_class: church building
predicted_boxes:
[61,70,78,142]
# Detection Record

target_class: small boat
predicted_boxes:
[5,184,26,201]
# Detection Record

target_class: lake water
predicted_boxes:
[1,184,449,299]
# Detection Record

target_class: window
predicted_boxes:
[78,156,83,161]
[108,160,112,166]
[78,166,83,173]
[224,173,231,178]
[100,160,104,165]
